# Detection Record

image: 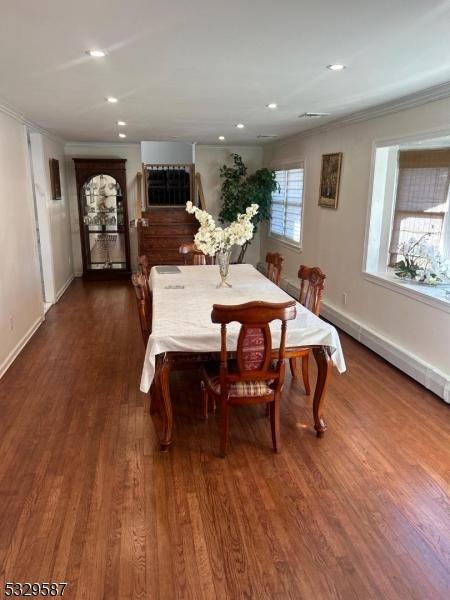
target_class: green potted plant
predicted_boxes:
[219,153,277,263]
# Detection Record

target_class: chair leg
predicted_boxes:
[219,399,230,458]
[270,397,281,453]
[200,381,209,419]
[289,357,298,378]
[302,352,311,395]
[265,402,270,417]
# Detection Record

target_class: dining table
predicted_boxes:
[140,263,346,451]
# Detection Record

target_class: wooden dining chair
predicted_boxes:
[131,272,152,346]
[201,300,296,457]
[286,265,326,394]
[266,252,284,286]
[137,254,150,279]
[132,269,216,419]
[178,242,207,265]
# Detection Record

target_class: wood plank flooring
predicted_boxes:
[0,279,449,599]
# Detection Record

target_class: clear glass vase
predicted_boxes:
[216,248,232,288]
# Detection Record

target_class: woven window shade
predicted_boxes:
[389,150,450,264]
[395,167,449,212]
[398,149,450,169]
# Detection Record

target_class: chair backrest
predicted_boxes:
[211,301,296,392]
[178,242,207,265]
[266,252,284,286]
[137,254,152,307]
[131,272,152,345]
[137,254,150,279]
[298,265,326,315]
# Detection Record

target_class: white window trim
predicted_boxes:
[268,231,303,252]
[268,159,306,250]
[363,128,450,313]
[363,271,450,313]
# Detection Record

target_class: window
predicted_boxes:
[365,139,450,309]
[389,150,450,264]
[144,163,193,206]
[270,166,304,246]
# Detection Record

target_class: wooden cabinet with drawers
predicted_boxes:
[137,206,199,269]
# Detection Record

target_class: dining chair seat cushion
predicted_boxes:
[203,363,274,397]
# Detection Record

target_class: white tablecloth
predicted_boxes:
[140,264,346,392]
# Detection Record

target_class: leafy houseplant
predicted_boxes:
[219,154,277,263]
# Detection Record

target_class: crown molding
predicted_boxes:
[65,141,140,148]
[0,97,65,144]
[275,80,450,145]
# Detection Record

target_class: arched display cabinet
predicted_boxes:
[74,158,131,279]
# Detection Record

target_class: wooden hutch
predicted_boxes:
[137,162,203,269]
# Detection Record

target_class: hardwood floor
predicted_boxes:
[0,279,449,600]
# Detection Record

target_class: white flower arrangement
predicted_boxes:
[186,201,259,256]
[394,234,450,285]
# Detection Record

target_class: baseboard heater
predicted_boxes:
[256,262,450,404]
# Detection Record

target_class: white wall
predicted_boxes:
[195,145,263,265]
[64,143,142,274]
[30,132,73,302]
[0,112,44,376]
[141,141,194,164]
[262,96,450,389]
[0,109,74,378]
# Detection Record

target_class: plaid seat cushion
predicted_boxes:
[203,363,273,398]
[207,375,273,397]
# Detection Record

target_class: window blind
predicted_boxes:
[270,166,304,245]
[389,150,450,264]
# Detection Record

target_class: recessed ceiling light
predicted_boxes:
[235,123,245,129]
[118,133,127,138]
[86,49,106,58]
[266,103,278,109]
[327,63,346,71]
[218,136,225,141]
[117,121,126,126]
[106,97,118,103]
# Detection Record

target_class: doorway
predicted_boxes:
[27,130,55,311]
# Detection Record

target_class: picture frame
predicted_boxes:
[49,158,62,200]
[318,152,342,209]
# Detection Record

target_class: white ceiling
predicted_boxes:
[1,0,450,144]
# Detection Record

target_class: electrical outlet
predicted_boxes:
[342,293,348,306]
[9,315,14,330]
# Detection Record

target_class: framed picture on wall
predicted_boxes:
[318,152,342,209]
[49,158,62,200]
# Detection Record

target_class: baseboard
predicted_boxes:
[0,276,74,381]
[0,316,44,380]
[55,274,74,302]
[320,301,449,404]
[257,263,450,404]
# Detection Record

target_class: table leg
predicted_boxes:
[149,375,160,415]
[154,354,173,452]
[312,346,332,437]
